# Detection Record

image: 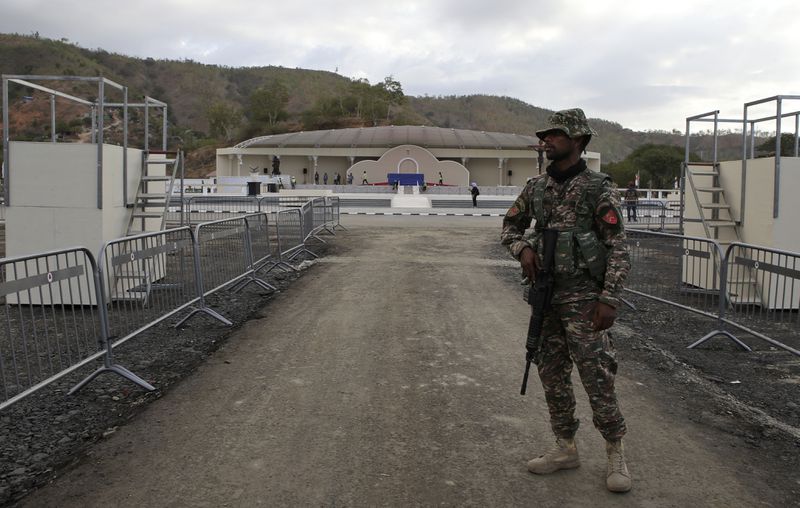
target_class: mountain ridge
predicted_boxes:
[1,33,738,174]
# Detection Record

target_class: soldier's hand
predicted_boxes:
[592,302,617,331]
[519,247,541,281]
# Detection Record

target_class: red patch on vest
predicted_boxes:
[602,209,619,224]
[507,206,520,217]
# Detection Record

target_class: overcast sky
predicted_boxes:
[2,0,799,132]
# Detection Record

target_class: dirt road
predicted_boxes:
[18,216,776,506]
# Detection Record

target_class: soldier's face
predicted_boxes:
[543,131,581,161]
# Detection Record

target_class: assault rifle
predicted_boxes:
[520,228,558,396]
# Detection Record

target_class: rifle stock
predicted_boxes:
[520,229,558,395]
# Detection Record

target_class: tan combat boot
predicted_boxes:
[527,438,580,474]
[605,439,632,492]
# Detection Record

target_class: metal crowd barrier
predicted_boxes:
[326,196,346,232]
[182,196,261,225]
[1,200,343,409]
[244,213,275,273]
[314,197,335,237]
[98,227,198,344]
[623,202,681,231]
[258,195,318,213]
[175,214,274,327]
[274,208,316,266]
[166,195,329,226]
[625,229,800,356]
[300,200,320,244]
[230,214,276,293]
[175,216,251,326]
[0,247,153,411]
[717,242,800,354]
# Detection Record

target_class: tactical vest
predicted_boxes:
[531,171,611,281]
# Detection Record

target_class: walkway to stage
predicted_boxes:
[19,216,770,507]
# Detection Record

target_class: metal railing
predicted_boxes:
[259,195,320,213]
[625,229,800,356]
[166,195,336,227]
[622,201,681,231]
[719,243,800,353]
[0,247,152,410]
[180,196,261,225]
[0,204,342,410]
[328,196,346,231]
[175,216,253,327]
[245,213,275,273]
[274,208,315,266]
[99,227,198,344]
[312,197,333,239]
[2,75,170,209]
[232,214,276,293]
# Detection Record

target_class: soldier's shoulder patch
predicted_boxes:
[597,205,621,226]
[601,209,618,224]
[506,206,520,217]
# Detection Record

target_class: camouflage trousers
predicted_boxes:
[536,299,626,441]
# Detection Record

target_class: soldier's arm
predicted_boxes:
[594,182,631,308]
[501,187,535,259]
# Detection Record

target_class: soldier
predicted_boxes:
[624,182,639,222]
[501,108,632,493]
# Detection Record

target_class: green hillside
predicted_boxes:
[0,33,745,175]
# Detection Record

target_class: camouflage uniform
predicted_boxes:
[501,109,630,442]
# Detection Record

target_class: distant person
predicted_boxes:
[624,182,638,222]
[362,170,368,185]
[438,171,443,185]
[470,182,480,207]
[290,175,297,189]
[314,171,319,185]
[347,172,353,185]
[334,172,341,185]
[323,172,329,185]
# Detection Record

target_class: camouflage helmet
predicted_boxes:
[535,108,597,140]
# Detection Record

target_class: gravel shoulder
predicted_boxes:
[4,216,799,506]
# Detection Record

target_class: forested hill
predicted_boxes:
[408,95,697,162]
[1,33,735,173]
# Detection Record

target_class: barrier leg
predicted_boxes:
[174,306,233,327]
[308,233,328,244]
[231,274,276,293]
[687,329,752,351]
[259,260,299,273]
[620,297,637,311]
[288,247,318,261]
[69,358,156,395]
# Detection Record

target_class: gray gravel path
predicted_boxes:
[15,216,777,507]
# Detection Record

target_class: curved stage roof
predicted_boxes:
[234,125,539,151]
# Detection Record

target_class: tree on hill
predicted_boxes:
[206,101,241,141]
[604,143,696,189]
[756,133,798,157]
[248,80,289,127]
[301,76,406,130]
